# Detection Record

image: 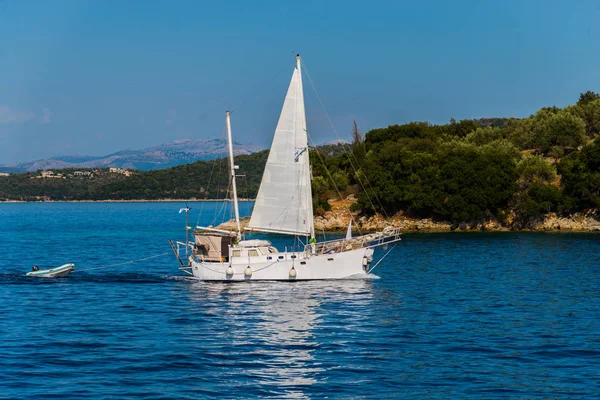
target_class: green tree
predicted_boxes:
[540,110,586,156]
[511,156,564,228]
[577,90,600,106]
[516,156,556,188]
[507,108,585,155]
[567,99,600,137]
[332,171,349,191]
[447,118,478,138]
[351,119,366,168]
[311,175,329,196]
[558,140,600,210]
[465,127,504,146]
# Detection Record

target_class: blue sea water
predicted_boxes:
[1,202,600,399]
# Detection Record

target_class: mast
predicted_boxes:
[185,207,189,260]
[226,111,242,240]
[296,54,316,242]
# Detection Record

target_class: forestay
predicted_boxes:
[247,57,314,237]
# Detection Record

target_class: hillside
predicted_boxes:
[310,90,600,230]
[0,151,268,201]
[0,138,263,173]
[0,143,351,201]
[3,91,600,232]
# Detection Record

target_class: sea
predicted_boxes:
[1,202,599,399]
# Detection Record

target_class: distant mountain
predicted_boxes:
[320,139,350,145]
[0,139,264,173]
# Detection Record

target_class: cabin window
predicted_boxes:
[300,261,306,265]
[249,250,259,257]
[232,250,241,257]
[267,256,273,260]
[278,255,284,260]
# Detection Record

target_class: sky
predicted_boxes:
[0,0,599,164]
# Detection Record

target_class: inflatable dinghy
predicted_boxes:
[26,263,75,278]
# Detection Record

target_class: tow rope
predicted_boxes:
[74,252,171,272]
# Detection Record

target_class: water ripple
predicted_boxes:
[1,204,600,398]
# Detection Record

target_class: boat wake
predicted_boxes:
[0,272,167,285]
[0,271,380,285]
[161,275,197,282]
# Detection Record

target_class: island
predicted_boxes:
[2,91,600,232]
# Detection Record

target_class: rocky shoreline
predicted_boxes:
[0,199,254,203]
[215,212,600,233]
[314,213,600,233]
[4,197,598,232]
[311,196,600,233]
[215,196,600,233]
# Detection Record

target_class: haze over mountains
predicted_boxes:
[0,139,264,173]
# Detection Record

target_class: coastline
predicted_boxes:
[3,198,599,233]
[314,214,600,233]
[0,198,256,204]
[215,214,600,234]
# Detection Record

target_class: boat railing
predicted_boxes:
[304,227,402,255]
[169,240,194,268]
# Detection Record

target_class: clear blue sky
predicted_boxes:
[0,0,599,164]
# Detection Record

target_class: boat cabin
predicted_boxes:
[193,235,281,264]
[231,240,278,259]
[194,234,234,262]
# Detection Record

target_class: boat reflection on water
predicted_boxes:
[184,279,376,397]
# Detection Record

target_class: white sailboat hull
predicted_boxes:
[189,247,374,281]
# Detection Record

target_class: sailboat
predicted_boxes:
[169,55,401,281]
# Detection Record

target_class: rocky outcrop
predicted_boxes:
[215,198,600,233]
[215,216,251,232]
[534,213,600,232]
[313,198,600,233]
[312,196,507,233]
[314,213,510,233]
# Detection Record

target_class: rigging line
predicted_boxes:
[254,160,303,233]
[242,165,249,204]
[75,252,171,272]
[366,244,397,274]
[305,129,364,237]
[223,183,232,225]
[212,155,225,225]
[303,61,386,218]
[265,182,302,234]
[219,156,233,224]
[302,61,389,219]
[197,125,227,228]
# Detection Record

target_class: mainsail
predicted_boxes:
[247,56,314,237]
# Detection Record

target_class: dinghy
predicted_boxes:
[26,263,75,278]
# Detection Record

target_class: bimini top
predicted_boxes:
[237,239,272,248]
